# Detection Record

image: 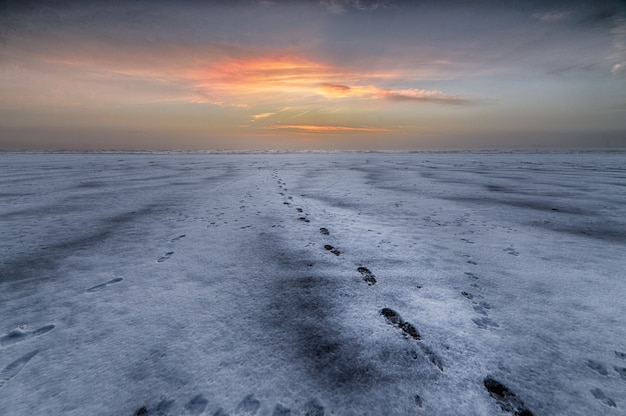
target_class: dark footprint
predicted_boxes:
[86,278,123,293]
[591,388,617,407]
[484,377,534,416]
[380,308,421,341]
[357,267,377,285]
[0,349,39,389]
[616,351,626,360]
[32,324,55,336]
[319,228,329,235]
[296,208,303,213]
[272,404,291,416]
[157,252,174,263]
[465,272,479,280]
[587,359,609,376]
[234,394,260,415]
[473,317,499,329]
[134,407,148,416]
[324,245,340,256]
[614,366,626,380]
[414,394,423,408]
[298,217,310,223]
[462,291,473,300]
[213,408,228,416]
[170,234,186,242]
[303,399,324,416]
[0,325,51,348]
[183,394,208,415]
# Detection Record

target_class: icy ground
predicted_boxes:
[1,152,625,416]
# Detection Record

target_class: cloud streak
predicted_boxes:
[269,124,394,133]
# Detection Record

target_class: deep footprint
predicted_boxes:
[587,359,609,376]
[170,234,186,242]
[591,388,617,407]
[380,308,421,341]
[319,227,330,235]
[614,366,626,380]
[234,394,260,415]
[357,267,377,285]
[182,394,208,415]
[0,324,54,348]
[323,245,340,256]
[157,252,174,263]
[86,278,123,293]
[484,377,534,416]
[0,349,39,389]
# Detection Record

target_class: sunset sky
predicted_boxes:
[1,0,625,150]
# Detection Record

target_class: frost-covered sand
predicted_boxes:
[1,152,625,416]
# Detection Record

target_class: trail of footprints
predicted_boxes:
[1,231,192,391]
[273,173,451,413]
[135,393,325,416]
[0,324,54,390]
[271,172,563,415]
[584,354,625,408]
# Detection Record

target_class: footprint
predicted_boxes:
[504,247,519,256]
[86,278,123,293]
[134,407,148,416]
[357,267,377,285]
[213,408,228,416]
[323,245,340,256]
[298,217,310,223]
[616,351,626,360]
[419,344,444,371]
[590,388,617,407]
[170,234,186,242]
[587,359,609,376]
[157,252,174,263]
[467,260,478,265]
[234,394,260,415]
[319,228,329,236]
[296,208,303,213]
[380,308,421,341]
[414,394,423,408]
[0,349,39,389]
[303,399,324,416]
[473,317,499,329]
[182,394,208,415]
[614,366,626,380]
[465,272,479,280]
[462,291,473,300]
[272,404,291,416]
[0,324,54,348]
[473,305,489,316]
[483,377,534,416]
[154,397,175,415]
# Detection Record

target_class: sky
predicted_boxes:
[1,0,625,150]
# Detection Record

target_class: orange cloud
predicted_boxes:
[269,124,394,133]
[189,54,467,107]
